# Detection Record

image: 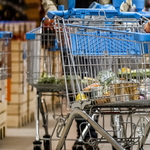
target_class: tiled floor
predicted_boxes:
[0,109,150,150]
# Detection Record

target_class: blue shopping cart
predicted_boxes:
[26,1,150,149]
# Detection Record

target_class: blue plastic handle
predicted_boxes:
[0,31,13,39]
[47,8,144,20]
[26,27,41,40]
[47,9,119,19]
[118,12,142,19]
[140,12,150,18]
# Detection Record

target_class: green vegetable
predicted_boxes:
[43,77,48,83]
[97,70,117,86]
[41,71,47,78]
[59,75,81,85]
[38,78,43,83]
[55,78,61,84]
[118,69,150,79]
[47,76,55,84]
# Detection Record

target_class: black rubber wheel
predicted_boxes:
[33,140,42,150]
[44,140,50,150]
[34,146,41,150]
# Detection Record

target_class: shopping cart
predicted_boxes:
[0,31,12,102]
[53,13,150,150]
[26,5,150,150]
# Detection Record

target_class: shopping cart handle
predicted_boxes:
[0,31,13,38]
[119,12,142,19]
[47,9,118,19]
[140,11,150,18]
[47,9,145,20]
[48,11,69,19]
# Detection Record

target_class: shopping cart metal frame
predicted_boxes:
[26,7,150,150]
[54,14,150,150]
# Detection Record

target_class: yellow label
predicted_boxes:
[76,93,87,101]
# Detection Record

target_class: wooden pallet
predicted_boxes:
[0,123,6,139]
[27,84,36,123]
[7,102,27,128]
[11,41,26,51]
[12,62,23,72]
[7,113,27,128]
[10,93,27,104]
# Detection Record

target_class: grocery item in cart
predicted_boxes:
[110,82,140,103]
[76,93,88,101]
[60,75,81,85]
[38,71,59,84]
[97,70,118,86]
[118,69,150,79]
[83,83,101,91]
[91,86,103,98]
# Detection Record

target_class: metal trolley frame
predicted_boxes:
[26,10,150,150]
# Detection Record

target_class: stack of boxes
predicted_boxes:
[27,85,36,123]
[0,21,37,128]
[7,40,28,127]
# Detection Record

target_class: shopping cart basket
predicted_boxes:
[54,16,150,106]
[0,31,12,80]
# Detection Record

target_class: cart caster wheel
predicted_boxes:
[77,147,84,150]
[33,141,42,150]
[34,146,41,150]
[43,135,50,150]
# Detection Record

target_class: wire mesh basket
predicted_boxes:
[0,31,12,80]
[26,19,67,92]
[54,16,150,108]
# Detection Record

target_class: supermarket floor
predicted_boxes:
[0,110,150,150]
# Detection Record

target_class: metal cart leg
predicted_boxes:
[33,91,42,150]
[56,109,125,150]
[111,108,127,150]
[39,98,50,150]
[138,120,150,150]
